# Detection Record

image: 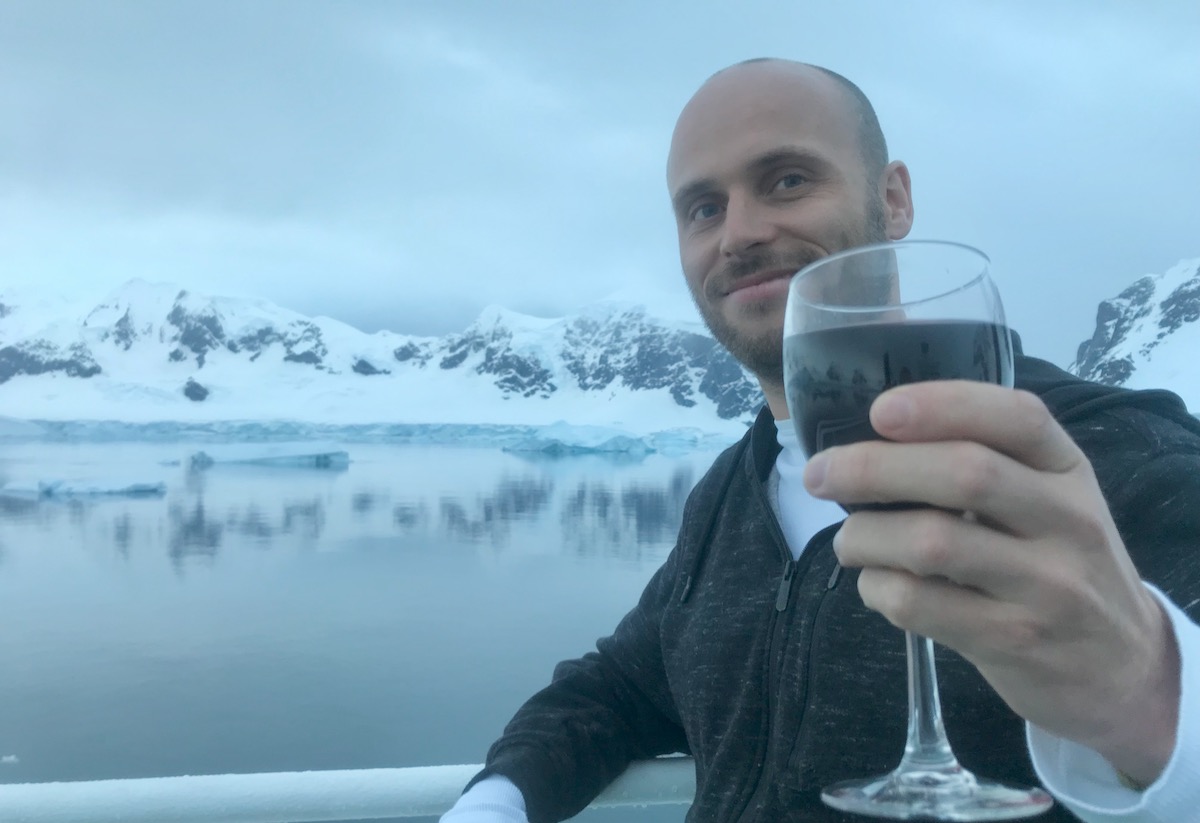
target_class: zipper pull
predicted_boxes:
[827,564,842,590]
[775,560,796,611]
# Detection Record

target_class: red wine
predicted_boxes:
[784,319,1013,458]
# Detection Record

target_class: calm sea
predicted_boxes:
[0,441,729,822]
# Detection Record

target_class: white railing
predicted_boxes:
[0,757,696,823]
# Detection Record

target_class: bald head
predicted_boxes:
[664,59,913,391]
[670,59,889,183]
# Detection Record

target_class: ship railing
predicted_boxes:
[0,756,695,822]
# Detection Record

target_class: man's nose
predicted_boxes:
[719,194,777,257]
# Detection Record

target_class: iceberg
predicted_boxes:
[0,480,167,499]
[503,422,655,458]
[649,427,743,455]
[180,442,350,470]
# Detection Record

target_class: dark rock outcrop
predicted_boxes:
[0,341,101,385]
[353,359,389,376]
[183,378,209,401]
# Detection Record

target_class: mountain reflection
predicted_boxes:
[282,499,325,539]
[560,467,693,559]
[0,495,38,518]
[168,502,223,568]
[0,446,712,567]
[440,477,553,543]
[114,513,133,559]
[352,492,382,515]
[229,505,273,540]
[393,502,427,531]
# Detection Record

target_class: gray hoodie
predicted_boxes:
[470,353,1200,822]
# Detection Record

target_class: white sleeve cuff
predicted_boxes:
[440,774,528,822]
[1026,583,1200,822]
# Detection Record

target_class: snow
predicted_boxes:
[597,286,706,329]
[0,277,755,444]
[472,303,559,333]
[1,279,752,435]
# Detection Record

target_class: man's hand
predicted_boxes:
[802,380,1181,786]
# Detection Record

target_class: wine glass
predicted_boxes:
[782,240,1054,820]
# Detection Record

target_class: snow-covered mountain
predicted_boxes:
[0,280,762,435]
[1070,258,1200,411]
[5,255,1194,438]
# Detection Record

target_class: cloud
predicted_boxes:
[359,16,568,113]
[1,0,1197,365]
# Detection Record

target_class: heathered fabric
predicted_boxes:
[474,354,1200,823]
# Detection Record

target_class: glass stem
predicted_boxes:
[899,631,960,771]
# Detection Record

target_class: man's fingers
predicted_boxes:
[869,381,1084,475]
[806,439,1066,537]
[834,508,1035,597]
[854,566,1001,650]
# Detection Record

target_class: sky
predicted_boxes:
[1,0,1198,368]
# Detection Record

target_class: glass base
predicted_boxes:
[822,763,1054,821]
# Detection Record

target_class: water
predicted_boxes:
[0,441,723,821]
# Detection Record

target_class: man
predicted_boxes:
[442,60,1199,822]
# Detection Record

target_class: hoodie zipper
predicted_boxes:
[733,521,843,823]
[786,541,845,776]
[729,472,825,823]
[775,560,797,611]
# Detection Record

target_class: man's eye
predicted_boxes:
[688,202,721,223]
[773,173,807,191]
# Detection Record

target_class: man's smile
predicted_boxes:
[721,268,796,303]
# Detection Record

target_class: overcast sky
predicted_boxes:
[2,0,1197,367]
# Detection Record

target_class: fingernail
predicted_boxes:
[873,393,914,430]
[804,453,828,492]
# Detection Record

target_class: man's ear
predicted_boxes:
[881,160,914,240]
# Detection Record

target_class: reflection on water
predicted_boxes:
[561,469,692,560]
[169,502,223,567]
[440,477,553,543]
[0,445,711,569]
[0,440,724,823]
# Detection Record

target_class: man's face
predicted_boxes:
[667,64,896,385]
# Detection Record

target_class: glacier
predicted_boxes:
[504,423,657,458]
[0,418,744,458]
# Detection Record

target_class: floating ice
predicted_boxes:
[182,442,350,470]
[1,754,18,765]
[503,422,655,457]
[649,427,743,455]
[19,480,168,498]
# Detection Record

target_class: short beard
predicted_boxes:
[691,195,889,390]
